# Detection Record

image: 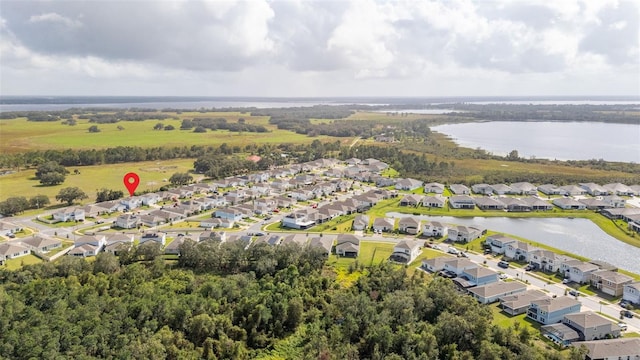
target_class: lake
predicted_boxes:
[387,213,640,274]
[431,121,640,163]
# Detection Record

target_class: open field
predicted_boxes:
[0,115,338,153]
[0,158,195,203]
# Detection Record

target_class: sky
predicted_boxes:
[0,0,638,97]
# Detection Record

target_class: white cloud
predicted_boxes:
[29,12,82,28]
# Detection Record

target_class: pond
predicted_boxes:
[387,212,640,274]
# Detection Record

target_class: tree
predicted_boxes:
[193,126,207,133]
[117,125,125,131]
[88,125,101,133]
[56,187,88,205]
[0,197,29,216]
[96,188,124,203]
[506,149,519,161]
[35,161,68,185]
[154,122,164,130]
[164,125,175,131]
[169,172,193,186]
[93,253,120,274]
[29,194,50,209]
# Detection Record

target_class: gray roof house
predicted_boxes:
[336,234,360,257]
[372,217,395,232]
[423,182,445,194]
[571,338,640,360]
[449,195,475,209]
[398,217,421,235]
[352,214,370,231]
[395,178,423,191]
[449,184,470,195]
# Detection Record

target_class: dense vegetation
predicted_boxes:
[0,246,577,360]
[180,118,268,133]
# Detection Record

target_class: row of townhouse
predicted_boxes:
[69,232,167,257]
[486,234,637,296]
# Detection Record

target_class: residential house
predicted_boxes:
[352,215,370,231]
[372,217,395,232]
[504,241,539,262]
[443,258,477,276]
[53,207,85,222]
[579,198,610,210]
[449,195,475,209]
[0,242,31,263]
[391,239,421,263]
[395,178,423,191]
[308,236,334,255]
[579,183,609,196]
[214,208,245,222]
[115,214,140,229]
[474,197,505,210]
[449,184,470,195]
[561,311,621,341]
[622,281,640,305]
[140,232,166,246]
[467,281,527,304]
[530,250,572,273]
[69,244,101,258]
[538,184,562,195]
[421,196,446,208]
[199,231,226,243]
[104,234,134,254]
[485,234,518,254]
[527,297,581,325]
[421,256,455,273]
[590,270,634,297]
[0,220,21,237]
[139,214,165,227]
[423,182,445,194]
[558,185,586,196]
[602,195,625,208]
[281,234,308,247]
[553,197,587,210]
[490,184,514,195]
[335,234,360,257]
[510,182,538,195]
[499,197,532,212]
[571,338,640,360]
[566,261,600,284]
[458,266,498,287]
[149,209,183,222]
[499,290,549,315]
[398,217,421,235]
[448,225,485,243]
[603,183,635,196]
[281,212,315,230]
[120,196,142,210]
[140,193,161,206]
[522,197,553,211]
[400,194,423,206]
[74,235,106,252]
[471,184,493,195]
[165,236,188,255]
[422,221,447,238]
[21,235,62,253]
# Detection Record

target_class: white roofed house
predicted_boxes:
[281,212,315,230]
[421,256,455,273]
[530,250,571,273]
[104,234,135,255]
[0,242,31,264]
[504,241,539,262]
[499,197,532,212]
[527,297,581,325]
[602,195,626,208]
[390,239,421,263]
[352,214,370,231]
[579,183,609,196]
[603,183,635,196]
[558,185,586,196]
[213,208,245,222]
[538,184,562,196]
[53,207,85,222]
[21,235,62,253]
[622,281,640,305]
[372,217,395,233]
[395,178,423,191]
[449,195,475,209]
[120,196,142,210]
[115,214,140,229]
[421,196,445,208]
[422,221,447,238]
[522,196,553,211]
[467,281,527,304]
[510,182,538,195]
[448,225,485,243]
[490,184,514,195]
[140,232,166,246]
[140,193,161,206]
[449,184,470,195]
[423,182,445,194]
[552,197,587,210]
[485,234,517,255]
[400,194,423,207]
[471,184,493,195]
[566,261,600,284]
[70,234,106,257]
[398,217,421,235]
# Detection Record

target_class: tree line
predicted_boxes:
[180,118,268,133]
[0,249,586,359]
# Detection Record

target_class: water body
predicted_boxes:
[431,121,640,163]
[373,109,460,114]
[387,213,640,273]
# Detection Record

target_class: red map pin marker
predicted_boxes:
[123,172,140,197]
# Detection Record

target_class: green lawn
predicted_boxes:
[3,254,43,270]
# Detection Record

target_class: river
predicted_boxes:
[387,212,640,274]
[431,121,640,163]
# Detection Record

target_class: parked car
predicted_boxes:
[458,252,468,258]
[447,247,459,255]
[622,310,634,318]
[524,264,534,271]
[484,248,492,255]
[618,322,628,331]
[499,273,508,280]
[498,261,510,269]
[562,278,570,284]
[569,290,579,297]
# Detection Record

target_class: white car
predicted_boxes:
[618,322,627,331]
[447,247,459,255]
[499,273,509,280]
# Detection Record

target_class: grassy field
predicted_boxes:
[2,254,43,270]
[0,158,195,203]
[0,115,337,153]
